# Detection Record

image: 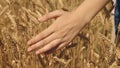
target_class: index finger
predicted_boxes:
[27,28,54,46]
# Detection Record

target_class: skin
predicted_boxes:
[27,0,110,55]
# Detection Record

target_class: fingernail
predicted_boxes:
[36,51,40,55]
[38,18,41,21]
[27,41,30,45]
[38,18,42,21]
[36,52,39,55]
[38,18,45,22]
[27,48,31,52]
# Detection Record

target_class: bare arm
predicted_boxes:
[73,0,110,25]
[27,0,110,55]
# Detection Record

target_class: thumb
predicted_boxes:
[38,10,66,22]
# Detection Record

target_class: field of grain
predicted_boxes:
[0,0,120,68]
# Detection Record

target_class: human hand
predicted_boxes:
[27,9,85,55]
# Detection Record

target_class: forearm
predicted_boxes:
[73,0,110,24]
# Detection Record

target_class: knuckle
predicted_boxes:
[34,43,40,47]
[38,33,45,38]
[41,40,47,45]
[50,43,55,46]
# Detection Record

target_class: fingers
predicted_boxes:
[36,39,62,55]
[44,42,67,54]
[56,42,67,50]
[27,28,54,46]
[27,33,57,52]
[39,10,66,22]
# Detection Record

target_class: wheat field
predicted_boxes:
[0,0,120,68]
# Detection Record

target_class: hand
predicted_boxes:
[27,9,85,55]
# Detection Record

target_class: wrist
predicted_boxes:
[67,10,88,31]
[71,9,89,25]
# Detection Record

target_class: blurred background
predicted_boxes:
[0,0,120,68]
